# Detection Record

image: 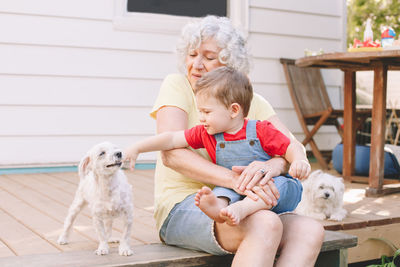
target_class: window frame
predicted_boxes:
[113,0,249,35]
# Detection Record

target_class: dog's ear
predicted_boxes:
[336,177,345,193]
[309,169,322,179]
[79,154,92,179]
[301,178,312,195]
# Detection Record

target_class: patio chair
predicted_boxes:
[280,58,371,169]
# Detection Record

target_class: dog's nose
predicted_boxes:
[115,152,122,159]
[324,192,330,198]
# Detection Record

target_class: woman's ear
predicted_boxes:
[230,103,242,118]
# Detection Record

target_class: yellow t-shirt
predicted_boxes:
[150,73,276,231]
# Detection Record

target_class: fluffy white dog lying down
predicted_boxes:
[58,142,134,256]
[295,170,347,221]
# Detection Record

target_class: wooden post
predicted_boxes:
[366,62,387,196]
[342,70,356,181]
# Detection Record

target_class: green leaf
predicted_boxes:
[347,0,400,47]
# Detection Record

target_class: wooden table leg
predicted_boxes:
[366,63,387,196]
[342,70,356,181]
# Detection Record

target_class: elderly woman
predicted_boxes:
[149,16,324,267]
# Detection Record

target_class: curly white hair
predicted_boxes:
[176,15,250,74]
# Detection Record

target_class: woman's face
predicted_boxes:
[185,38,225,88]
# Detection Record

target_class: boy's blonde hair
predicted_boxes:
[194,67,253,117]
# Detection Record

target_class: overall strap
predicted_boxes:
[246,120,258,139]
[214,132,225,142]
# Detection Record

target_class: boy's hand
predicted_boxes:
[123,145,140,171]
[288,159,311,180]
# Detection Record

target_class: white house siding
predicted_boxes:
[357,71,400,109]
[0,0,346,167]
[0,0,180,167]
[247,0,346,151]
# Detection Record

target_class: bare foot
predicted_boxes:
[220,205,243,226]
[195,186,227,223]
[220,197,268,226]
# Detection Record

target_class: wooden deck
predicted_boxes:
[0,170,159,258]
[0,165,399,264]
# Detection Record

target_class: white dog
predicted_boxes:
[57,142,133,256]
[295,170,347,221]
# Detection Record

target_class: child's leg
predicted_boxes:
[218,176,303,226]
[220,196,273,226]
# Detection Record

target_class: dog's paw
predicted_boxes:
[329,214,344,221]
[119,243,133,256]
[57,235,68,245]
[329,209,347,221]
[95,243,109,256]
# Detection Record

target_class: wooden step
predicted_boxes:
[0,230,357,267]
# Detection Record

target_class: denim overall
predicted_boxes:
[212,120,302,213]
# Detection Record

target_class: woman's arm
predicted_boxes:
[157,106,278,203]
[157,106,237,188]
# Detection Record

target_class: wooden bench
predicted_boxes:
[0,230,357,267]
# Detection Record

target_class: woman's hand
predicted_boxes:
[234,157,287,191]
[252,181,279,207]
[232,166,280,207]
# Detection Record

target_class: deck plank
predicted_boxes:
[2,173,121,240]
[1,173,159,246]
[0,178,96,253]
[0,209,58,256]
[43,172,160,243]
[0,167,398,263]
[320,180,400,230]
[0,243,229,267]
[0,174,107,245]
[0,231,357,267]
[0,239,15,258]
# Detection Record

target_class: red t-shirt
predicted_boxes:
[184,119,290,163]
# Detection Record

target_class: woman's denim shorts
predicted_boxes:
[159,176,302,255]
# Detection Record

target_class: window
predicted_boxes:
[113,0,248,35]
[127,0,227,18]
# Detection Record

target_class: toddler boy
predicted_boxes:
[125,67,310,225]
